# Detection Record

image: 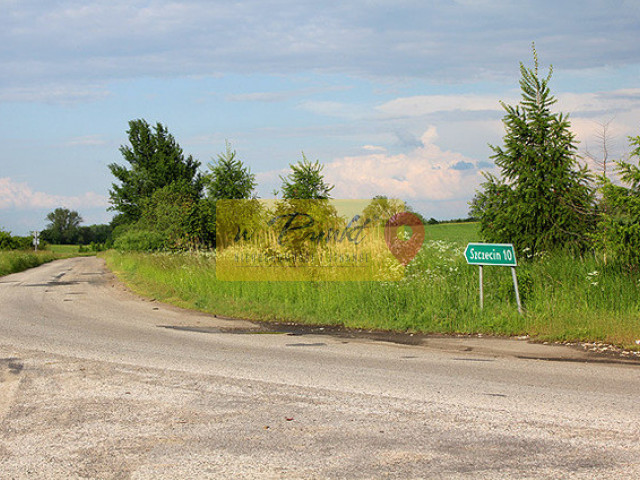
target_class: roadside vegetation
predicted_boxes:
[101,47,640,350]
[0,228,98,277]
[9,45,637,349]
[1,229,53,275]
[0,250,61,277]
[103,221,640,349]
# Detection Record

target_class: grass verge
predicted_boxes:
[102,223,640,349]
[0,250,63,276]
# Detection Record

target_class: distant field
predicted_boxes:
[104,221,640,349]
[425,222,480,243]
[49,244,80,254]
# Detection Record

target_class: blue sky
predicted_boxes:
[2,0,640,235]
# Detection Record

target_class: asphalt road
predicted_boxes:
[0,257,639,479]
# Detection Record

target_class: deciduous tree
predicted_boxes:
[42,208,83,244]
[109,119,203,223]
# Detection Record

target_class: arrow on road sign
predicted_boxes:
[464,243,517,267]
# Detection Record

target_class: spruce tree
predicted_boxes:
[471,45,596,255]
[204,141,257,200]
[600,134,640,267]
[279,154,334,200]
[204,142,260,249]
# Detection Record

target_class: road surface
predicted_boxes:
[0,257,639,479]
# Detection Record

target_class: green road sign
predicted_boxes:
[464,243,517,267]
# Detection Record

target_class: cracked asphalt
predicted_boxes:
[1,257,639,479]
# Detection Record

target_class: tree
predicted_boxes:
[42,208,83,244]
[0,230,33,250]
[137,182,215,249]
[77,224,113,246]
[0,229,14,250]
[109,119,203,223]
[268,155,336,257]
[279,153,334,200]
[272,154,336,255]
[201,142,259,249]
[599,134,640,267]
[584,118,615,180]
[362,196,405,226]
[470,45,596,255]
[204,141,257,200]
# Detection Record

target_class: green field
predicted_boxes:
[423,222,480,243]
[48,244,79,254]
[104,222,640,349]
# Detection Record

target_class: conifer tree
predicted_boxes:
[471,45,596,254]
[600,134,640,267]
[279,154,334,200]
[204,141,257,200]
[205,142,260,249]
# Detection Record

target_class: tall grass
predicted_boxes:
[0,250,61,276]
[103,223,640,349]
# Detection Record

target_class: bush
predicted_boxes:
[113,230,168,252]
[0,229,36,250]
[11,235,34,250]
[0,230,13,250]
[78,242,108,253]
[599,134,640,269]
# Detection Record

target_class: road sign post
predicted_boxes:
[464,243,522,315]
[478,265,483,309]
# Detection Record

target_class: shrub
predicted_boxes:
[113,230,168,252]
[599,135,640,268]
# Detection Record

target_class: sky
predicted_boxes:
[1,0,640,236]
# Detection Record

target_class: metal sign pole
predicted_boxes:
[511,266,522,315]
[465,243,523,315]
[479,265,484,310]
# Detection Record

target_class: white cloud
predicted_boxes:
[371,89,640,172]
[323,127,489,201]
[0,178,109,210]
[3,0,639,99]
[0,84,110,104]
[361,145,387,152]
[252,127,489,218]
[557,88,640,116]
[377,94,507,118]
[374,88,640,125]
[255,168,288,197]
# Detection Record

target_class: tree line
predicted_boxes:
[106,120,337,251]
